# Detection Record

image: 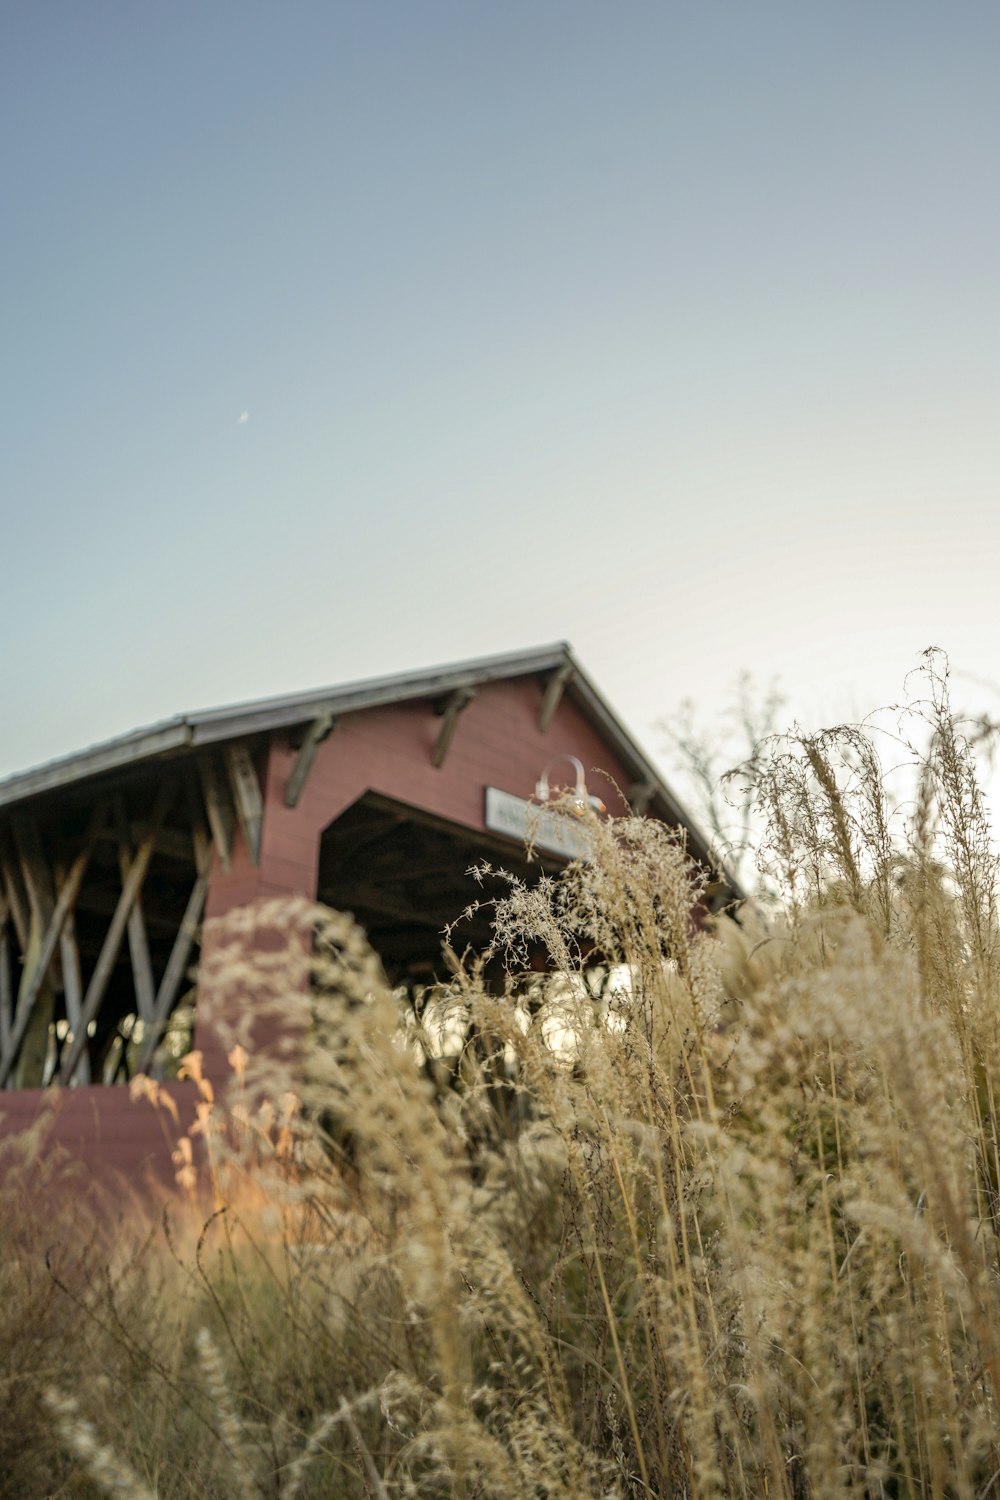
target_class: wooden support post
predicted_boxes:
[57,786,172,1086]
[186,778,214,883]
[13,816,56,929]
[0,804,108,1088]
[284,712,336,808]
[432,688,476,769]
[538,663,575,733]
[224,744,264,864]
[114,801,156,1027]
[58,904,90,1085]
[199,757,234,871]
[0,926,11,1069]
[11,815,61,1087]
[134,834,212,1077]
[0,827,30,951]
[193,822,212,877]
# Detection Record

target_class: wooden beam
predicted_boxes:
[284,712,336,808]
[12,816,56,932]
[58,903,90,1085]
[134,837,212,1077]
[0,928,11,1070]
[193,821,213,877]
[432,688,476,769]
[0,804,108,1088]
[224,744,264,864]
[57,786,172,1086]
[390,859,475,885]
[11,816,62,1086]
[199,757,234,872]
[0,826,30,951]
[335,881,451,928]
[71,886,186,937]
[115,802,156,1027]
[97,823,197,864]
[186,777,214,883]
[538,663,575,733]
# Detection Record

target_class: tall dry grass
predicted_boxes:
[9,651,1000,1497]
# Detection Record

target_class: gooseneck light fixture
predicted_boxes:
[535,755,606,814]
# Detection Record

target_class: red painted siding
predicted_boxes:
[0,1080,201,1198]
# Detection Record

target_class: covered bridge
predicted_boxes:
[0,644,733,1185]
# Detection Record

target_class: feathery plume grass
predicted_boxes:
[16,652,1000,1497]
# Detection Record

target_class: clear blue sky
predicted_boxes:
[3,2,999,787]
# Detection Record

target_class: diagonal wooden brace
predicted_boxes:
[225,744,264,864]
[284,712,336,808]
[115,800,157,1027]
[432,688,476,769]
[199,757,235,872]
[538,662,575,733]
[0,803,108,1088]
[133,840,212,1078]
[57,784,173,1085]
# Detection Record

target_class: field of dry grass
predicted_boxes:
[5,652,1000,1499]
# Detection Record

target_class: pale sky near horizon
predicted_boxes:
[3,3,999,802]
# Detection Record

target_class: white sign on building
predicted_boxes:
[484,786,593,861]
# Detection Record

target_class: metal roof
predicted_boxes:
[0,643,736,888]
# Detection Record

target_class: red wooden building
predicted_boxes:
[0,644,733,1187]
